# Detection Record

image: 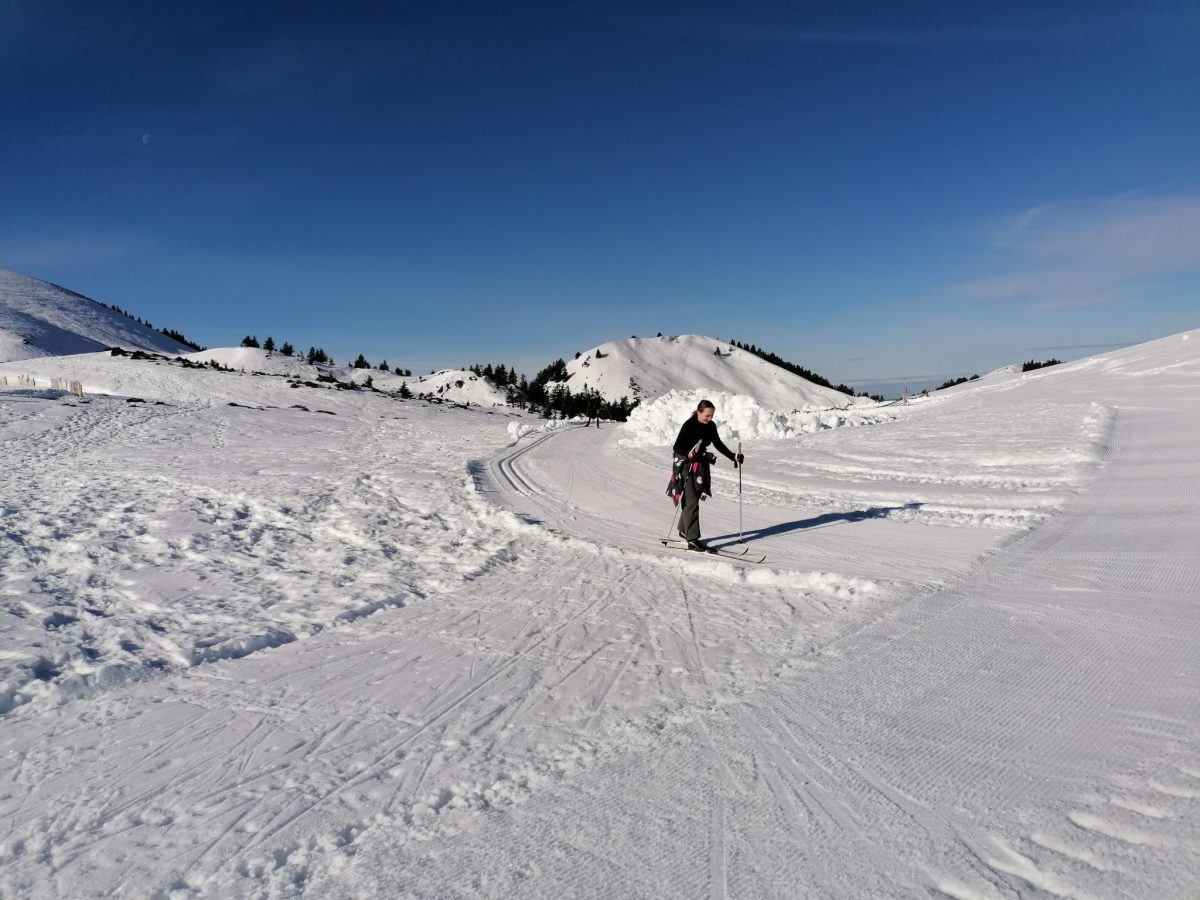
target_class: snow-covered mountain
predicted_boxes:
[0,268,195,362]
[551,333,857,409]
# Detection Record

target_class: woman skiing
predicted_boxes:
[672,400,744,549]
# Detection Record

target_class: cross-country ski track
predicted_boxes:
[1,332,1198,898]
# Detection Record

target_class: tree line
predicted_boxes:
[103,303,204,350]
[1021,358,1062,372]
[238,336,416,375]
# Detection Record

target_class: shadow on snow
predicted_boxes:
[706,503,921,548]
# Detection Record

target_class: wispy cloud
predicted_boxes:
[722,24,1032,46]
[614,9,1072,48]
[211,21,449,101]
[215,33,346,97]
[630,7,1195,49]
[952,195,1200,309]
[0,232,148,269]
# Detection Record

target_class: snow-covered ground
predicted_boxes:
[1,331,1198,898]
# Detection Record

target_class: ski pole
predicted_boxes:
[665,505,681,542]
[738,440,743,542]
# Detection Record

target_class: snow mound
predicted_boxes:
[554,333,857,409]
[620,389,893,447]
[183,347,318,377]
[407,370,508,407]
[0,268,194,362]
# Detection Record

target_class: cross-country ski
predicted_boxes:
[659,538,767,563]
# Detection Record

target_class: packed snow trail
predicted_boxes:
[321,337,1200,898]
[2,394,890,897]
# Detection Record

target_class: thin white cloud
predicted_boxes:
[952,195,1200,309]
[724,24,1032,46]
[0,232,148,268]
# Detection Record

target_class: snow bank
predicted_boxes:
[506,416,579,445]
[619,389,892,447]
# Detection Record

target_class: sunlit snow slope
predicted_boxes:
[0,269,193,362]
[553,333,856,408]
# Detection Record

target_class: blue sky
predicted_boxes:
[2,0,1197,395]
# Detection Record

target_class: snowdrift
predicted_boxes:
[620,389,894,447]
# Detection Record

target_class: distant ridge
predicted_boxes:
[0,268,194,362]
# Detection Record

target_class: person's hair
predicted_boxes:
[696,400,715,412]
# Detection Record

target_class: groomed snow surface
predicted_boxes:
[2,332,1199,898]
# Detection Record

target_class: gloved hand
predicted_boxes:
[734,452,745,467]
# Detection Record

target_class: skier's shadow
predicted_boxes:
[707,502,921,547]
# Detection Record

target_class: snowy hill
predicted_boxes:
[0,268,194,362]
[552,333,857,409]
[182,347,319,378]
[404,369,509,406]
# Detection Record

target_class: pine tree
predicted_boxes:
[280,342,294,357]
[353,353,371,369]
[378,360,390,372]
[398,382,413,399]
[533,358,568,386]
[263,336,276,355]
[241,335,260,348]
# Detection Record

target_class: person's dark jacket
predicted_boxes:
[673,415,736,462]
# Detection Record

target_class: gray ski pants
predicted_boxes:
[680,471,702,541]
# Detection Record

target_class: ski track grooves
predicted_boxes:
[242,560,648,853]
